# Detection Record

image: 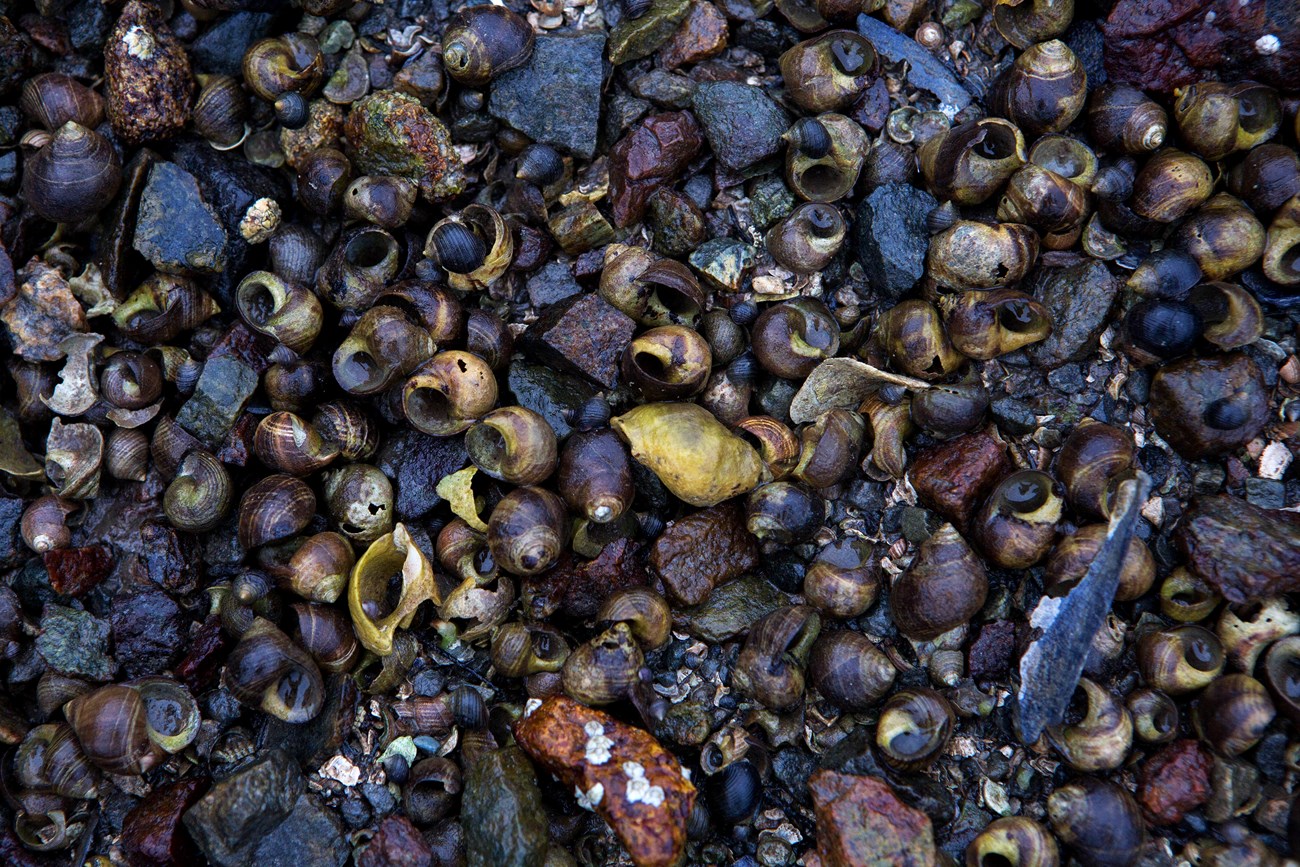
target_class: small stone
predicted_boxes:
[121,777,210,867]
[251,793,349,867]
[630,70,697,109]
[967,620,1017,681]
[515,697,696,867]
[1149,354,1269,458]
[175,356,259,447]
[909,430,1009,531]
[660,1,729,69]
[1047,363,1084,393]
[748,175,795,230]
[1,260,87,361]
[900,507,936,545]
[105,1,195,145]
[183,750,304,867]
[489,32,608,159]
[526,261,582,308]
[345,91,466,202]
[680,575,790,642]
[1176,495,1300,603]
[505,360,596,441]
[689,237,756,292]
[1245,476,1286,510]
[0,17,38,97]
[691,82,790,171]
[375,430,470,520]
[462,745,550,867]
[990,398,1036,436]
[43,546,112,597]
[189,12,274,76]
[547,202,617,255]
[808,771,937,867]
[522,293,637,389]
[134,162,228,275]
[1138,739,1211,825]
[358,816,432,867]
[608,0,692,64]
[647,188,708,256]
[1030,260,1120,369]
[175,615,232,693]
[855,183,937,300]
[650,501,760,606]
[609,111,704,227]
[36,603,113,680]
[111,588,185,679]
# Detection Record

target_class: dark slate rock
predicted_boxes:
[691,82,790,171]
[855,182,937,299]
[190,12,275,76]
[857,14,971,111]
[110,589,185,679]
[506,360,597,441]
[991,397,1036,436]
[1031,260,1120,369]
[522,293,636,389]
[176,356,259,447]
[0,494,24,569]
[68,0,113,51]
[253,794,348,867]
[184,751,305,867]
[630,69,697,109]
[375,430,470,520]
[133,162,228,276]
[1065,19,1106,88]
[489,32,607,159]
[526,261,582,308]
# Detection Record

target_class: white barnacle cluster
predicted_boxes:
[574,782,604,811]
[622,761,665,808]
[583,720,614,765]
[122,25,156,60]
[523,697,543,717]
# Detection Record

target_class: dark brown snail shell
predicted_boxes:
[1046,678,1133,772]
[926,221,1039,291]
[875,298,963,380]
[1045,524,1155,603]
[989,40,1087,138]
[486,485,567,576]
[333,305,436,397]
[993,0,1074,48]
[1227,143,1300,215]
[808,629,896,710]
[734,606,822,711]
[344,175,418,229]
[965,816,1059,867]
[21,122,122,225]
[1087,83,1167,155]
[745,481,825,544]
[64,684,160,776]
[752,298,840,380]
[778,30,878,114]
[192,74,247,149]
[1054,420,1135,519]
[597,588,673,651]
[21,73,105,131]
[791,409,864,489]
[114,274,220,344]
[1126,687,1180,744]
[1170,193,1266,281]
[804,536,880,619]
[765,203,846,274]
[237,473,316,550]
[1261,635,1300,724]
[163,450,233,533]
[918,118,1026,206]
[288,601,358,674]
[253,411,340,477]
[1137,625,1225,695]
[491,621,570,678]
[466,406,558,486]
[561,622,644,706]
[557,428,634,524]
[891,524,988,641]
[1129,148,1214,224]
[297,148,353,216]
[943,289,1052,361]
[442,5,535,87]
[243,33,325,102]
[1047,777,1145,867]
[402,351,498,437]
[323,463,394,545]
[222,617,325,723]
[15,723,98,800]
[1173,81,1281,162]
[1194,673,1276,757]
[236,271,324,355]
[312,401,379,462]
[621,326,713,401]
[316,225,402,312]
[974,470,1064,569]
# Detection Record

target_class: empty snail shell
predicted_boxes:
[765,203,846,273]
[15,723,98,800]
[778,31,878,113]
[1046,678,1133,772]
[282,531,354,604]
[323,463,394,545]
[974,470,1065,569]
[425,204,513,292]
[466,406,558,485]
[733,606,821,711]
[348,523,441,656]
[943,289,1052,360]
[403,351,498,436]
[621,326,713,401]
[876,688,955,770]
[21,495,77,554]
[333,305,436,396]
[919,118,1026,206]
[562,622,645,706]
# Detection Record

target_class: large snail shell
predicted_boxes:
[348,523,440,656]
[64,684,159,776]
[442,6,535,87]
[237,473,316,550]
[21,73,105,131]
[21,122,122,224]
[223,617,325,723]
[14,723,98,799]
[486,486,568,576]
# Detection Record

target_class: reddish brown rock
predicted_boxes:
[358,815,432,867]
[608,111,704,228]
[1148,354,1268,459]
[909,430,1008,531]
[524,537,649,620]
[104,0,195,145]
[1138,739,1212,825]
[514,696,695,867]
[523,293,636,389]
[649,500,759,606]
[809,771,937,867]
[174,615,231,692]
[121,777,210,867]
[968,620,1017,682]
[1175,495,1300,603]
[0,260,86,362]
[660,2,729,70]
[43,545,112,597]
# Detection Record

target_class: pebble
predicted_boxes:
[1138,739,1211,825]
[608,0,692,64]
[175,356,259,447]
[505,359,597,440]
[110,588,185,678]
[522,293,637,389]
[808,771,937,867]
[461,745,551,867]
[1245,476,1286,510]
[1046,363,1084,393]
[691,81,790,171]
[909,430,1010,530]
[489,32,607,159]
[854,183,937,300]
[183,750,304,867]
[251,792,349,867]
[689,237,757,292]
[1030,260,1120,369]
[358,815,432,867]
[526,261,582,308]
[375,430,470,521]
[121,778,209,867]
[35,603,113,680]
[189,12,274,75]
[1176,495,1300,603]
[134,162,228,275]
[679,574,789,642]
[650,501,759,606]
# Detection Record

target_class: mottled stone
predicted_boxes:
[44,546,112,597]
[809,771,937,867]
[679,574,789,642]
[650,501,760,606]
[1138,739,1212,825]
[111,588,186,679]
[252,793,349,867]
[909,430,1009,531]
[36,603,112,680]
[183,751,304,867]
[523,293,636,389]
[345,91,466,202]
[489,32,607,159]
[609,111,704,227]
[134,162,228,275]
[1,260,86,361]
[523,537,649,621]
[968,620,1017,681]
[358,815,432,867]
[691,82,790,171]
[175,356,259,448]
[526,261,582,308]
[855,183,936,300]
[660,1,729,69]
[689,237,756,292]
[1176,495,1300,603]
[1030,260,1120,368]
[462,746,550,867]
[609,0,692,64]
[375,430,470,520]
[121,777,210,867]
[104,1,194,144]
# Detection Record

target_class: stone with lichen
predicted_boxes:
[344,92,466,203]
[0,260,86,361]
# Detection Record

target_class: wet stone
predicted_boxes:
[689,237,756,292]
[660,1,729,69]
[650,500,760,606]
[43,545,112,597]
[0,495,23,569]
[525,537,649,621]
[691,82,790,171]
[968,620,1017,681]
[111,588,185,679]
[36,603,113,680]
[506,359,597,440]
[189,12,275,76]
[1030,260,1120,369]
[630,70,697,110]
[809,771,937,867]
[990,397,1037,436]
[855,183,937,300]
[609,0,692,64]
[1245,477,1286,510]
[121,777,210,867]
[526,261,582,308]
[183,750,305,867]
[1138,739,1211,825]
[748,175,795,230]
[1,260,87,362]
[522,293,637,389]
[1176,495,1300,603]
[489,32,608,159]
[252,793,349,867]
[462,745,550,867]
[175,356,260,448]
[358,815,432,867]
[609,110,704,228]
[909,430,1009,531]
[133,162,228,276]
[679,574,789,642]
[375,429,470,520]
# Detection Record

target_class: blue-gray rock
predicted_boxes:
[991,397,1037,436]
[253,794,349,867]
[690,237,756,292]
[375,430,470,520]
[176,356,259,447]
[110,588,184,679]
[190,12,275,76]
[857,14,971,112]
[691,82,790,171]
[35,603,112,680]
[184,751,306,867]
[1030,260,1120,369]
[526,261,582,308]
[506,360,596,440]
[134,162,227,275]
[855,183,936,299]
[489,32,607,159]
[0,494,24,569]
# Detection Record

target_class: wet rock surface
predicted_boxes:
[489,32,607,159]
[855,183,937,300]
[691,82,789,171]
[1138,739,1212,825]
[133,162,228,275]
[462,745,550,867]
[808,771,937,866]
[649,501,759,606]
[523,293,637,389]
[1176,495,1300,603]
[1030,260,1120,368]
[909,430,1009,531]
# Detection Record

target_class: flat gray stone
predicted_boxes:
[691,81,789,171]
[133,161,227,275]
[855,183,937,299]
[175,356,259,447]
[489,32,607,159]
[1031,260,1120,369]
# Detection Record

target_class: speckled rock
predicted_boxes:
[0,261,86,361]
[1030,260,1120,368]
[36,603,113,680]
[526,261,582,307]
[1176,495,1300,603]
[689,237,756,292]
[110,588,185,679]
[680,574,789,641]
[691,82,790,171]
[252,792,349,867]
[909,430,1009,531]
[855,183,937,299]
[104,0,194,144]
[809,771,937,867]
[175,356,259,447]
[345,91,466,202]
[522,293,637,389]
[183,750,304,867]
[650,501,759,606]
[133,162,228,275]
[462,746,550,867]
[375,430,470,520]
[489,32,607,159]
[609,0,692,64]
[1138,739,1211,825]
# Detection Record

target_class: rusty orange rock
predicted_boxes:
[809,770,937,867]
[514,696,695,867]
